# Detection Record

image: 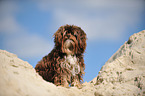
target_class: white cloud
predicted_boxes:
[0,1,53,58]
[0,1,18,15]
[4,33,53,58]
[37,0,145,41]
[0,1,20,34]
[0,16,22,34]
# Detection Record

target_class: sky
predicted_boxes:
[0,0,145,82]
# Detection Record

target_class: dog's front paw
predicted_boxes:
[71,79,82,89]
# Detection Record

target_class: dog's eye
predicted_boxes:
[65,31,68,34]
[71,32,74,35]
[74,34,77,39]
[61,33,63,36]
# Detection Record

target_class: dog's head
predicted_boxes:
[54,25,86,55]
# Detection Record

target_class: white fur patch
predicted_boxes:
[61,55,80,76]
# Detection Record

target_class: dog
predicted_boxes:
[35,25,87,88]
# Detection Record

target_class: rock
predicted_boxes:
[95,30,145,96]
[0,30,145,96]
[0,49,96,96]
[0,50,63,96]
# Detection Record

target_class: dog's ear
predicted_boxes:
[79,32,87,53]
[75,27,87,54]
[53,26,64,47]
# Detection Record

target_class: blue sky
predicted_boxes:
[0,0,145,82]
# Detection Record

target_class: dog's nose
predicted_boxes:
[67,35,70,38]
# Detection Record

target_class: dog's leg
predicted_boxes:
[62,75,69,88]
[60,75,69,88]
[54,74,70,87]
[71,76,82,88]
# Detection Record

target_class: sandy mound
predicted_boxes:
[93,30,145,96]
[0,30,145,96]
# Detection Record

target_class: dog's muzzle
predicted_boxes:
[63,39,75,55]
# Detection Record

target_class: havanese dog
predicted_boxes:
[35,25,87,88]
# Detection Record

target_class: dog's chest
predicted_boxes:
[61,55,80,76]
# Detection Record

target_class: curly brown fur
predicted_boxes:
[35,25,87,88]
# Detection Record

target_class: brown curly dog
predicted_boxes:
[35,25,87,88]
